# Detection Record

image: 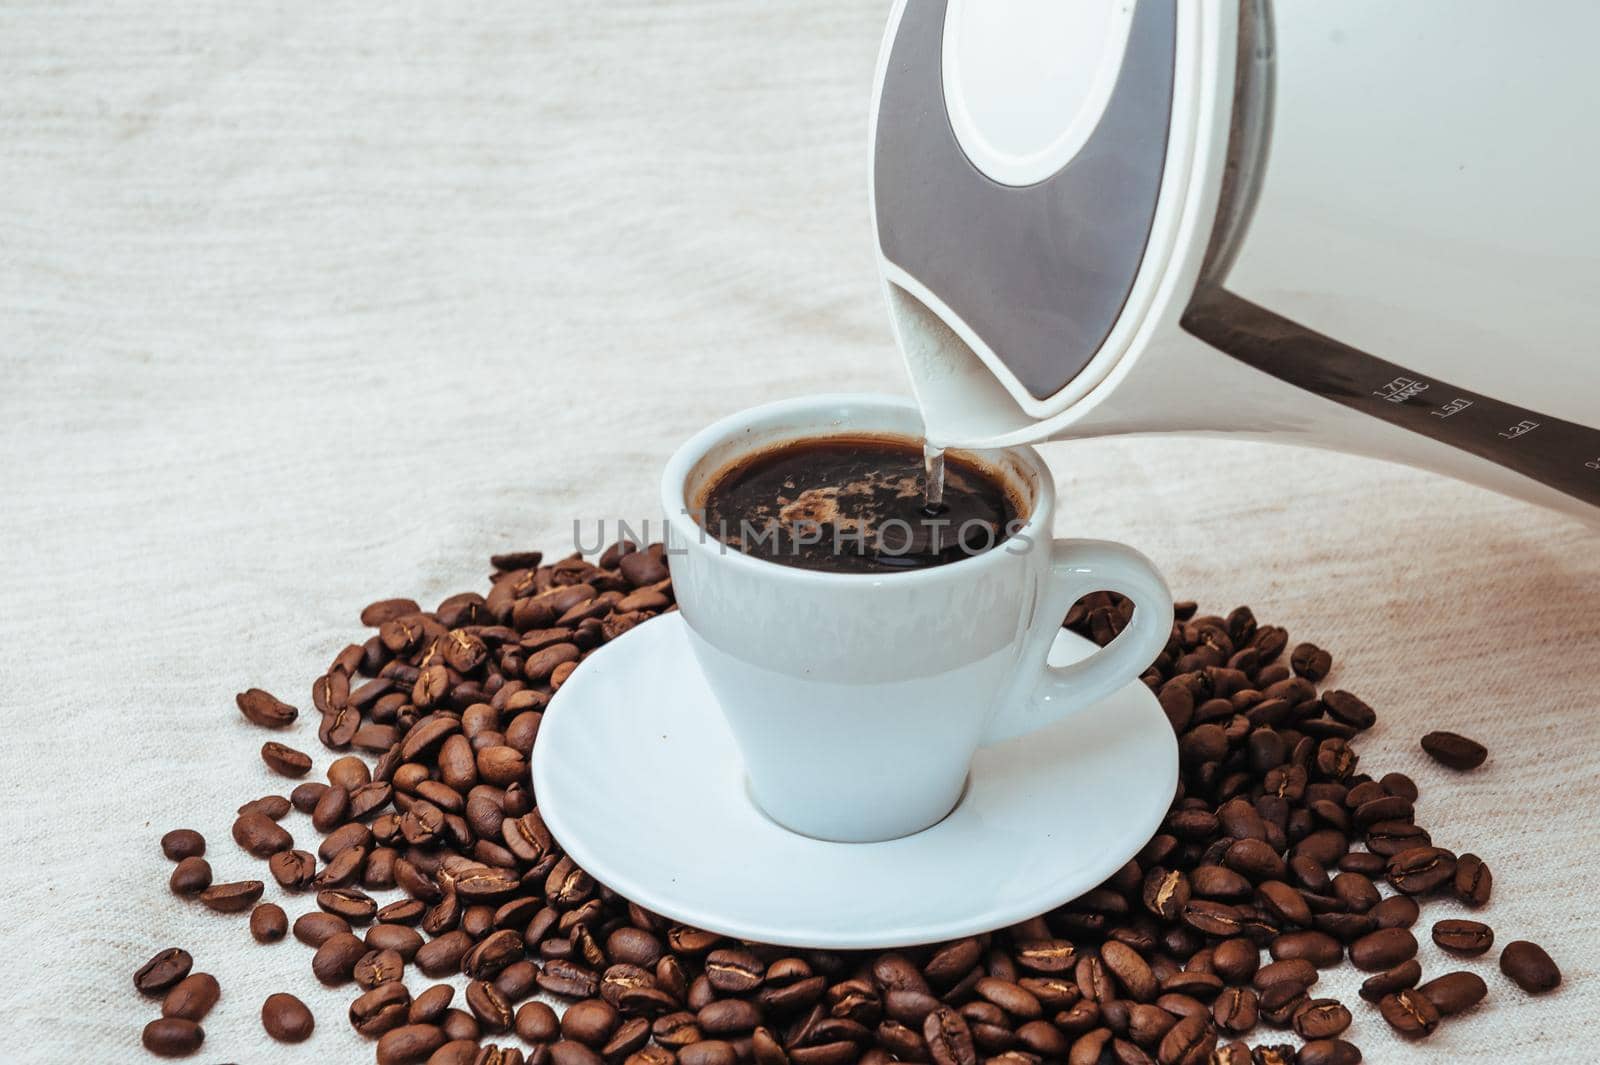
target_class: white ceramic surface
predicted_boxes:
[661,394,1174,842]
[534,612,1179,949]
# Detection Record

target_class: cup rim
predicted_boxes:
[660,393,1056,585]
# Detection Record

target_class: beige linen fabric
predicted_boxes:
[1,2,1596,1061]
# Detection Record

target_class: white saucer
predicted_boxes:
[533,613,1177,949]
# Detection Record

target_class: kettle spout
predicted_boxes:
[885,282,1040,449]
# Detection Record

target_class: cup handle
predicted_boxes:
[982,539,1174,745]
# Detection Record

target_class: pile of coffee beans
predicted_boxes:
[136,544,1562,1063]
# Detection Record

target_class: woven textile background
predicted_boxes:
[1,2,1595,1061]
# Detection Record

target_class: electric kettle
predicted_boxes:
[870,0,1600,522]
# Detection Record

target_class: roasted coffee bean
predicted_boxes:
[1500,940,1561,994]
[677,1042,737,1065]
[1371,895,1419,929]
[1329,872,1379,913]
[1182,900,1243,937]
[1251,959,1316,991]
[264,849,313,891]
[1379,988,1440,1038]
[599,963,655,1005]
[1015,938,1078,974]
[1210,987,1256,1034]
[1189,866,1250,900]
[698,998,761,1034]
[463,928,525,979]
[312,932,368,985]
[1350,793,1414,825]
[261,740,313,777]
[1376,770,1416,800]
[135,948,193,994]
[1294,1040,1361,1065]
[1433,919,1494,956]
[368,922,425,961]
[1100,942,1157,1002]
[1161,971,1223,999]
[1420,730,1487,769]
[607,926,664,969]
[238,788,296,815]
[239,793,292,820]
[161,972,220,1022]
[562,998,620,1046]
[923,1007,977,1065]
[1349,927,1416,970]
[1452,852,1493,906]
[1418,971,1488,1016]
[142,1017,204,1057]
[410,984,456,1026]
[169,856,212,896]
[795,1042,864,1065]
[232,810,293,857]
[364,598,422,626]
[1290,643,1332,681]
[440,1008,482,1043]
[1210,939,1257,985]
[539,958,601,998]
[320,704,361,749]
[1321,690,1374,730]
[1363,820,1428,857]
[1312,912,1374,944]
[262,992,315,1042]
[352,982,414,1036]
[516,999,560,1043]
[374,898,426,928]
[1386,847,1456,895]
[377,1024,448,1065]
[876,1019,924,1060]
[417,931,475,977]
[355,947,406,989]
[1156,1011,1214,1065]
[160,829,205,861]
[467,979,516,1033]
[313,843,366,889]
[1069,1027,1113,1065]
[1359,959,1421,1002]
[977,976,1043,1019]
[1268,931,1341,968]
[1290,998,1350,1039]
[237,687,297,728]
[1256,981,1309,1027]
[602,1017,651,1060]
[1256,881,1310,928]
[250,902,288,943]
[1142,868,1191,920]
[546,855,594,907]
[693,948,761,995]
[319,887,378,923]
[293,910,350,946]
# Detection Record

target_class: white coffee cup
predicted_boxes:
[662,394,1173,843]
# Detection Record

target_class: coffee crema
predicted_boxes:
[694,434,1022,574]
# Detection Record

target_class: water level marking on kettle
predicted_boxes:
[1182,287,1600,509]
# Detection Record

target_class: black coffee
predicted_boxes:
[695,435,1021,573]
